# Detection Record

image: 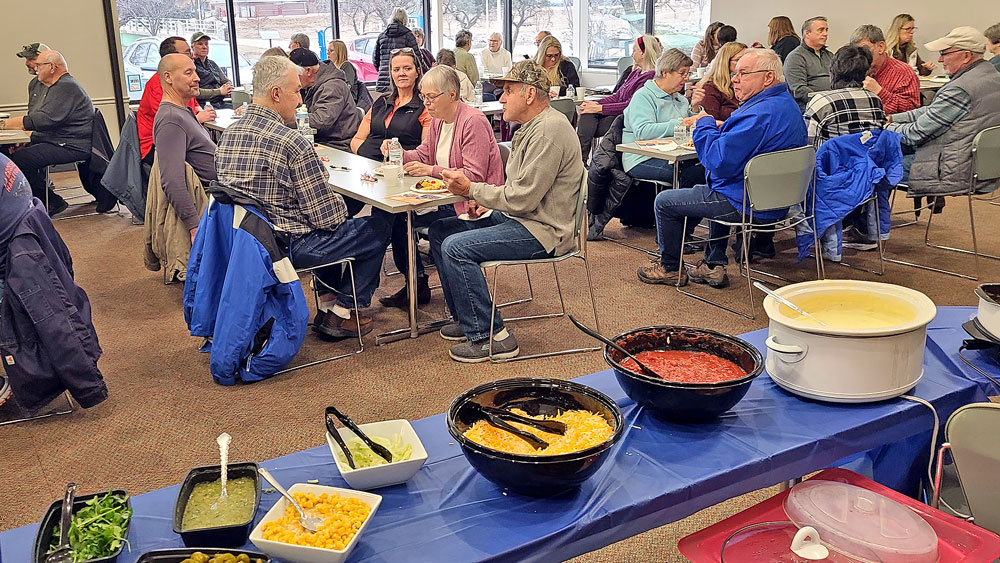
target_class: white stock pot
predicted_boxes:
[762,280,937,403]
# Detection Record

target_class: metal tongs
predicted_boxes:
[468,403,566,450]
[325,406,393,469]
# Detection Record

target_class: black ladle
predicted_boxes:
[568,315,661,379]
[467,403,551,450]
[325,406,394,468]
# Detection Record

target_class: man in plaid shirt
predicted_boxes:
[803,45,886,147]
[851,25,921,114]
[216,56,391,339]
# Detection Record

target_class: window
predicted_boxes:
[440,0,506,68]
[587,0,645,68]
[510,0,575,63]
[653,0,708,55]
[336,1,425,83]
[233,1,333,84]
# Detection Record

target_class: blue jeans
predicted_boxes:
[654,184,740,269]
[289,214,392,309]
[429,213,550,342]
[372,205,456,277]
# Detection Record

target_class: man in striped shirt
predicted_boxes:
[851,25,921,114]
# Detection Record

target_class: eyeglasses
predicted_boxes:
[419,91,446,103]
[34,62,54,69]
[731,69,771,79]
[939,48,968,57]
[544,53,561,60]
[901,26,917,32]
[390,47,415,56]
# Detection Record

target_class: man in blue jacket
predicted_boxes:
[638,49,808,288]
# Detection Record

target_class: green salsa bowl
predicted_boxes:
[172,462,261,547]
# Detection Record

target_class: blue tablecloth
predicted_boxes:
[3,307,997,563]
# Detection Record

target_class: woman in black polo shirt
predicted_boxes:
[351,48,430,161]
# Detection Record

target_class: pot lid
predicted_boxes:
[783,481,938,563]
[720,521,883,562]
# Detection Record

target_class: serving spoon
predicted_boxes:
[258,468,323,533]
[211,432,231,511]
[753,282,828,326]
[568,315,661,379]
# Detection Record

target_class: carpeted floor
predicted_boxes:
[3,176,999,562]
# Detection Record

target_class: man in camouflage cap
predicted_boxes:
[17,43,51,111]
[428,59,585,362]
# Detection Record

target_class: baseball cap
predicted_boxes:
[17,43,50,59]
[289,47,319,67]
[489,60,551,92]
[925,26,987,54]
[191,32,212,44]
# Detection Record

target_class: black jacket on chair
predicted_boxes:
[586,115,635,237]
[0,200,108,413]
[78,107,119,211]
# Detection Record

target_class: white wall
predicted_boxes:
[710,0,996,65]
[1,0,123,143]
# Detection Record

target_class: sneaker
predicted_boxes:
[378,275,431,309]
[686,260,729,288]
[314,310,373,340]
[637,261,688,286]
[439,322,466,341]
[842,228,878,251]
[449,332,519,363]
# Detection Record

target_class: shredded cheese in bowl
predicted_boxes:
[463,409,614,456]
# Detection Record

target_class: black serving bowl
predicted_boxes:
[446,377,624,496]
[173,462,262,548]
[136,548,271,563]
[33,489,132,563]
[604,325,764,422]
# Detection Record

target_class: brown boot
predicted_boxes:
[637,260,688,286]
[314,310,373,340]
[686,260,730,288]
[378,275,431,309]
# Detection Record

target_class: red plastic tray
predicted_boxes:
[677,468,1000,562]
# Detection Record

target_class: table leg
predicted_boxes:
[673,156,680,189]
[407,209,418,338]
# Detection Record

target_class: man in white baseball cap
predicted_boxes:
[886,26,1000,205]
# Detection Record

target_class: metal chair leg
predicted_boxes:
[675,217,757,320]
[0,390,76,427]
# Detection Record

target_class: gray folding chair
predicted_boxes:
[886,125,1000,280]
[567,56,582,71]
[617,57,632,78]
[932,402,1000,534]
[550,98,577,122]
[481,170,600,362]
[276,257,364,374]
[677,146,821,320]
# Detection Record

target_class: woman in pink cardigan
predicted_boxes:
[376,65,505,309]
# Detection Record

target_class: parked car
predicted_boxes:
[122,36,254,101]
[346,33,380,83]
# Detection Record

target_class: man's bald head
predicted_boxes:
[159,53,200,102]
[35,50,68,85]
[38,50,67,69]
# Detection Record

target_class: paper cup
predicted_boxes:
[382,164,402,187]
[550,85,560,97]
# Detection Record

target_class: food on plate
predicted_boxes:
[181,476,256,531]
[781,291,916,328]
[47,492,131,562]
[414,178,446,191]
[683,139,695,148]
[333,434,413,469]
[463,409,614,455]
[621,350,746,383]
[181,552,264,563]
[259,491,370,550]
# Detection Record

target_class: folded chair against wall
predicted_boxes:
[482,170,600,362]
[677,146,820,320]
[931,402,1000,535]
[886,125,1000,280]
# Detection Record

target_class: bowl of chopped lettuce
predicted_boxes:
[325,419,428,489]
[33,489,132,563]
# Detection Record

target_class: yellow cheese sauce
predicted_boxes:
[779,291,916,328]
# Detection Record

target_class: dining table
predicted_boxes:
[313,145,467,345]
[0,129,31,145]
[616,140,699,190]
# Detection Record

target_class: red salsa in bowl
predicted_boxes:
[621,350,746,384]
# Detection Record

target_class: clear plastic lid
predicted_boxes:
[720,521,883,562]
[783,481,938,563]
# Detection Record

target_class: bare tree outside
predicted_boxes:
[118,0,193,36]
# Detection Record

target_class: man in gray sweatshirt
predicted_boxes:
[784,16,833,110]
[430,60,585,363]
[2,50,93,215]
[289,48,360,150]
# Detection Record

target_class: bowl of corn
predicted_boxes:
[248,484,381,563]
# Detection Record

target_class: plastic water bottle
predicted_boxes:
[387,137,404,182]
[673,123,689,146]
[238,101,248,116]
[204,101,214,111]
[295,105,308,129]
[474,81,484,107]
[566,84,575,101]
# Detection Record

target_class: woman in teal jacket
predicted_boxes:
[622,48,706,188]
